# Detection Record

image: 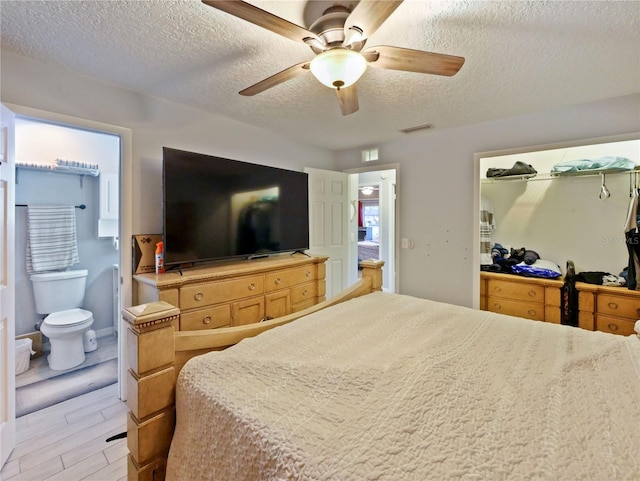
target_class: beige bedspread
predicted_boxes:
[167,292,640,481]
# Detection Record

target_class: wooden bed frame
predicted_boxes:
[123,259,384,481]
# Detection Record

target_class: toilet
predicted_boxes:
[30,269,94,371]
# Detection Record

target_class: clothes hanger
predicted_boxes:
[599,173,610,200]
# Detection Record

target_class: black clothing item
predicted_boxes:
[523,250,540,265]
[576,271,611,285]
[561,261,579,327]
[626,230,640,290]
[486,161,537,178]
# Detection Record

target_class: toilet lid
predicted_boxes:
[44,308,93,327]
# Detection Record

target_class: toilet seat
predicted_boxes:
[44,308,93,327]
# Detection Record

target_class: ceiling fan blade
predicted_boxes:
[335,85,359,116]
[239,61,310,96]
[364,45,465,76]
[343,0,403,46]
[202,0,322,46]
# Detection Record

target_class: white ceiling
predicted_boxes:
[1,1,639,151]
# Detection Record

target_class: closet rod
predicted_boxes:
[16,204,86,209]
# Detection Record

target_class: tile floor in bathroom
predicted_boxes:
[2,335,126,481]
[16,334,118,388]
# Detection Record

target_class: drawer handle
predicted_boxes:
[275,278,281,285]
[306,270,311,277]
[203,316,212,325]
[493,286,502,293]
[607,323,618,331]
[302,289,308,296]
[607,302,618,310]
[248,283,256,291]
[194,292,204,301]
[528,291,536,298]
[493,303,501,310]
[528,309,536,316]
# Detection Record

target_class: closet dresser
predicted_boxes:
[480,272,640,335]
[134,255,327,331]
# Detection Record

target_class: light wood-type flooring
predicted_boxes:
[1,383,128,481]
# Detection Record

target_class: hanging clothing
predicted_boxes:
[480,196,496,266]
[624,189,640,290]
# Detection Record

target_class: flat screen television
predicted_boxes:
[162,147,309,267]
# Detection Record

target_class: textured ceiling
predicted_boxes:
[1,0,639,150]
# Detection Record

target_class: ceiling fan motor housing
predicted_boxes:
[308,5,364,53]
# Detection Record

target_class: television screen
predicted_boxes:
[162,147,309,267]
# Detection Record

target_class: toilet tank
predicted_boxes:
[30,269,88,315]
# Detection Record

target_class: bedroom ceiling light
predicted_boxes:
[309,48,367,89]
[360,186,374,195]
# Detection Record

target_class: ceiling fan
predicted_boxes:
[201,0,465,116]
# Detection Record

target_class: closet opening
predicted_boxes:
[474,134,640,312]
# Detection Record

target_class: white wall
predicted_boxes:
[0,51,336,236]
[336,93,640,308]
[4,51,639,310]
[480,139,639,276]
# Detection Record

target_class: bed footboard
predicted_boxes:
[123,259,384,481]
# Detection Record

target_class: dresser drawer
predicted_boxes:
[180,305,231,331]
[487,279,544,303]
[595,314,636,336]
[291,281,317,305]
[265,265,316,292]
[292,298,315,313]
[545,306,561,324]
[545,286,561,307]
[180,275,264,310]
[597,294,640,320]
[487,296,545,321]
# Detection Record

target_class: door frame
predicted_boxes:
[344,163,400,293]
[1,103,16,467]
[5,103,133,400]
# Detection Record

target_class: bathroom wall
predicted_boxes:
[14,118,119,338]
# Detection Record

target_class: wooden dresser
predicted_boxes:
[480,272,640,335]
[134,255,327,331]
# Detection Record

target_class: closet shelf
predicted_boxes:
[481,167,639,184]
[16,163,100,188]
[17,164,100,177]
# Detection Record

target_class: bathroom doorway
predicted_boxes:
[8,104,132,411]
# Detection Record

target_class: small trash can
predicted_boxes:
[15,338,35,375]
[83,329,98,352]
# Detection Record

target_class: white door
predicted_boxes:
[0,103,16,467]
[305,168,349,299]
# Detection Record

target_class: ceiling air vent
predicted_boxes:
[399,123,434,134]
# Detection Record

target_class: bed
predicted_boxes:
[357,240,379,263]
[124,261,640,481]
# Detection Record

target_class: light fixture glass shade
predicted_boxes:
[310,48,367,89]
[360,186,374,195]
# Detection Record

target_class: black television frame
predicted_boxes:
[162,147,310,268]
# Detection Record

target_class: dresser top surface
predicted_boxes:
[135,254,327,289]
[481,271,639,297]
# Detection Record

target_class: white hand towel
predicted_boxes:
[26,205,79,273]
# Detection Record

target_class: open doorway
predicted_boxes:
[6,103,133,412]
[12,117,121,415]
[347,166,398,292]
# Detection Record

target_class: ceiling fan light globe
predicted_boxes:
[310,49,367,89]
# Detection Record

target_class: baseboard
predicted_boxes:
[96,327,115,338]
